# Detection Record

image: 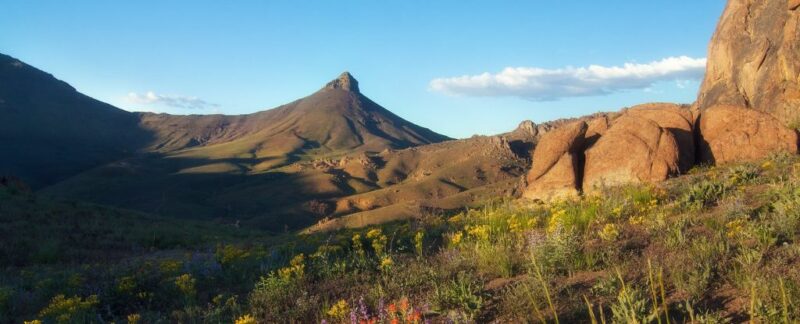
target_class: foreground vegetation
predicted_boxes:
[3,153,800,323]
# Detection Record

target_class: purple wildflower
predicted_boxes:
[358,296,370,320]
[378,297,386,321]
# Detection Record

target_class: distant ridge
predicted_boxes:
[0,53,449,188]
[137,71,451,160]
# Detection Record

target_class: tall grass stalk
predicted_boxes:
[599,303,607,324]
[532,255,559,324]
[749,283,756,324]
[583,295,598,324]
[647,260,662,324]
[658,269,670,324]
[525,283,546,323]
[779,278,789,324]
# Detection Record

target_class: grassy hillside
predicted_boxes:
[0,185,278,323]
[7,153,800,323]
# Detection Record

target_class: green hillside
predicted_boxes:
[6,153,800,323]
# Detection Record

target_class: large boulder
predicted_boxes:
[625,103,696,172]
[522,121,587,201]
[697,0,800,125]
[698,105,799,164]
[584,115,611,149]
[583,116,681,192]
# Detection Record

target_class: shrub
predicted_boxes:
[38,294,99,323]
[248,272,315,322]
[680,179,727,210]
[472,238,515,278]
[174,274,196,302]
[432,272,484,321]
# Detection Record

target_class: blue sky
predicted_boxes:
[1,1,725,138]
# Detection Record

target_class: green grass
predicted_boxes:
[5,154,800,323]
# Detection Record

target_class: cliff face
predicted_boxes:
[697,0,800,125]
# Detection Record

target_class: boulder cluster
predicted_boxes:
[524,0,800,200]
[522,104,799,200]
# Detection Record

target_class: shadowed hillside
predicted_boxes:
[0,54,151,188]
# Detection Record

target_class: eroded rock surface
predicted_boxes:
[522,121,587,201]
[698,105,799,164]
[625,103,696,172]
[697,0,800,125]
[584,116,681,192]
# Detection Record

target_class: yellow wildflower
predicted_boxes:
[116,276,136,293]
[366,228,388,255]
[508,217,521,233]
[215,244,250,266]
[278,254,305,280]
[629,215,645,225]
[726,219,747,238]
[327,299,350,321]
[159,259,182,274]
[380,255,393,271]
[598,223,620,241]
[761,161,773,170]
[366,228,383,239]
[449,232,463,246]
[127,313,142,324]
[352,234,365,257]
[235,314,256,324]
[547,208,567,233]
[448,213,464,224]
[24,321,42,324]
[466,224,490,241]
[38,294,99,323]
[174,274,196,297]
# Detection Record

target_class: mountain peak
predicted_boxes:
[324,71,359,93]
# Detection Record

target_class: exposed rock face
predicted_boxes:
[584,116,681,192]
[324,72,360,93]
[698,105,799,164]
[697,0,800,125]
[625,103,696,172]
[522,121,587,201]
[585,115,611,148]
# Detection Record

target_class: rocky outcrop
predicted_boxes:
[625,103,696,172]
[517,0,800,201]
[324,71,360,93]
[583,116,681,192]
[584,115,612,148]
[522,121,587,201]
[697,0,800,125]
[698,105,799,164]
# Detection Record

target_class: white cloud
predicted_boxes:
[429,56,707,101]
[124,91,219,110]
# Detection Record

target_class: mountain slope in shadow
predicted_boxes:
[0,54,151,188]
